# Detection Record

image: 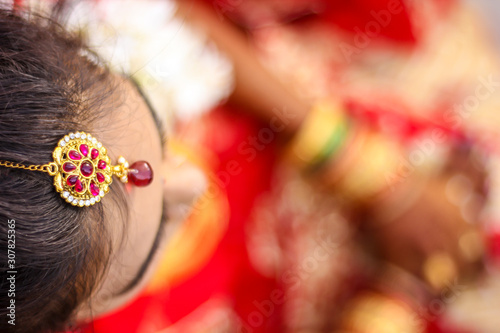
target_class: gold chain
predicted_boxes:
[0,160,57,176]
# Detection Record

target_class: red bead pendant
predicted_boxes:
[129,161,153,187]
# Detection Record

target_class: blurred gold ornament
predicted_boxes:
[459,229,484,263]
[288,100,348,171]
[341,292,422,333]
[423,252,458,291]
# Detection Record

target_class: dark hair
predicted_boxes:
[0,6,128,333]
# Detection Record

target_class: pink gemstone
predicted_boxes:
[80,161,94,177]
[96,172,105,183]
[68,150,81,161]
[90,182,100,196]
[66,175,78,186]
[74,179,84,193]
[62,162,76,173]
[79,144,89,157]
[129,161,153,187]
[97,160,107,170]
[91,148,99,159]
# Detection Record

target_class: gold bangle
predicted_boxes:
[341,291,423,333]
[287,100,348,171]
[422,252,458,292]
[325,129,403,203]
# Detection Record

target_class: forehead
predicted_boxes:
[99,79,159,158]
[103,74,164,212]
[95,75,165,289]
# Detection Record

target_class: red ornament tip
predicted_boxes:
[128,161,153,187]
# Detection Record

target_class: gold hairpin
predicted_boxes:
[0,131,153,207]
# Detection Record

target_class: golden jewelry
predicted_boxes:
[341,291,422,333]
[0,131,153,207]
[287,100,348,171]
[423,252,458,291]
[336,130,402,202]
[459,229,484,263]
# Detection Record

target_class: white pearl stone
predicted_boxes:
[81,134,87,139]
[85,200,90,206]
[63,191,69,198]
[69,133,75,139]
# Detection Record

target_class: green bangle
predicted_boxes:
[307,117,350,174]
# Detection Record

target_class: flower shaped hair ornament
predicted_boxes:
[0,131,153,207]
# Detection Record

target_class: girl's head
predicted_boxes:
[0,6,202,332]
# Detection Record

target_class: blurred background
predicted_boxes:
[465,0,500,47]
[23,0,500,332]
